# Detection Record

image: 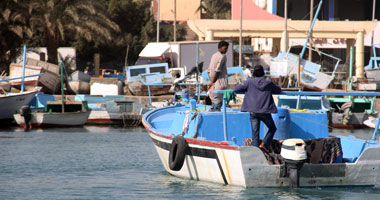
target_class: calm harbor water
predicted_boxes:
[1,126,380,199]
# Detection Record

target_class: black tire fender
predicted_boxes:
[168,135,188,171]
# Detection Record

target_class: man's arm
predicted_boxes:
[233,80,249,93]
[269,82,282,94]
[207,71,220,90]
[207,54,222,90]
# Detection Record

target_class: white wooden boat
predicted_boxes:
[9,58,60,94]
[13,100,91,128]
[68,70,91,94]
[68,80,90,94]
[143,91,380,188]
[0,88,39,122]
[270,50,340,91]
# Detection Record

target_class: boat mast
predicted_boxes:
[300,0,323,59]
[173,0,176,42]
[157,0,160,42]
[284,0,288,51]
[239,0,242,67]
[309,0,314,61]
[21,45,27,93]
[60,60,65,113]
[371,0,376,57]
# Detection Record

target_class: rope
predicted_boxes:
[192,114,202,138]
[181,112,198,136]
[289,112,334,129]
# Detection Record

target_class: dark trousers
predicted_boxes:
[250,112,277,148]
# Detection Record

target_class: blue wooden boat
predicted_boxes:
[143,91,380,188]
[276,95,378,129]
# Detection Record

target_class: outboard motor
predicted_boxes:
[280,138,307,188]
[20,105,32,132]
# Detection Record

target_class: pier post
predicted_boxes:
[355,31,364,79]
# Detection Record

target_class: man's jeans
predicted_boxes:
[250,112,277,148]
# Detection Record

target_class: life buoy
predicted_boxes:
[168,135,188,171]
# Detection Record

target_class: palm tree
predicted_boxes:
[28,0,119,64]
[0,0,33,72]
[196,0,231,19]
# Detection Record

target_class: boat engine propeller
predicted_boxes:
[280,139,307,188]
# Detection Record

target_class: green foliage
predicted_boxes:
[197,0,231,19]
[0,0,33,73]
[75,0,187,71]
[27,0,120,64]
[0,0,188,73]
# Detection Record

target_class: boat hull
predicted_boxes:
[147,130,380,187]
[143,104,380,187]
[14,110,91,127]
[0,90,38,121]
[365,68,380,82]
[330,112,376,129]
[86,110,142,126]
[363,116,380,129]
[68,80,90,94]
[127,81,173,96]
[9,63,60,94]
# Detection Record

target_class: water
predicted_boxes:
[1,126,380,199]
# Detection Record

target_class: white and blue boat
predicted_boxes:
[143,91,380,188]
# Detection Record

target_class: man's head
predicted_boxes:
[218,40,229,54]
[253,65,265,77]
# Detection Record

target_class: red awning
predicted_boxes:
[231,0,283,20]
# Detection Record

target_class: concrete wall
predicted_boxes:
[156,0,201,21]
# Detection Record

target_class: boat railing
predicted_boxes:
[0,73,45,82]
[214,90,380,142]
[144,82,202,105]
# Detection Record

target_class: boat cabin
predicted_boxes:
[126,63,172,84]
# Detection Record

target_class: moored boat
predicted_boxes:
[68,70,91,94]
[364,115,380,129]
[75,95,152,126]
[125,63,174,96]
[0,88,40,123]
[9,58,60,94]
[13,100,91,128]
[143,91,380,188]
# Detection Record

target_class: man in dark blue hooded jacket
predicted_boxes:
[233,65,281,152]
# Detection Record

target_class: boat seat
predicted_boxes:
[338,135,366,163]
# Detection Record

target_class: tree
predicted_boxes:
[74,0,187,69]
[28,0,119,64]
[196,0,231,19]
[0,0,33,72]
